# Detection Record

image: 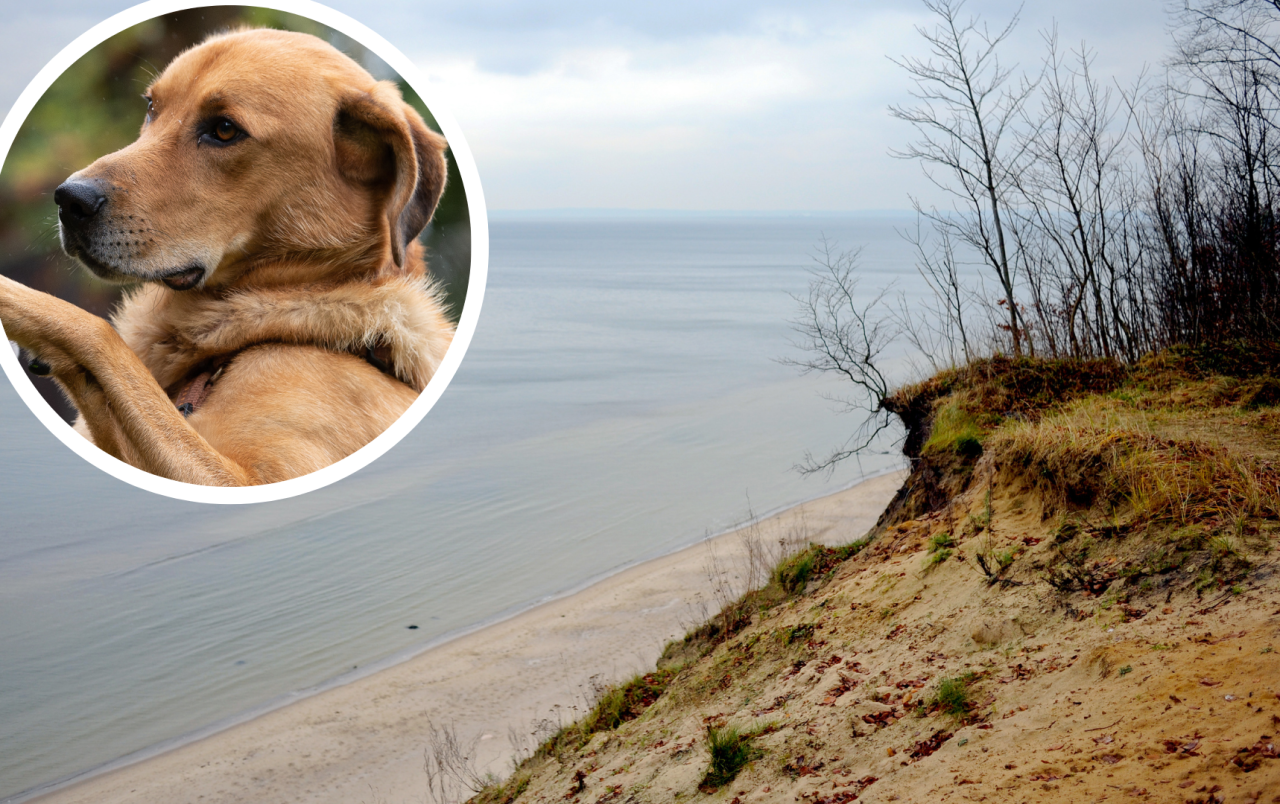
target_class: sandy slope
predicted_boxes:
[28,472,906,804]
[489,459,1280,804]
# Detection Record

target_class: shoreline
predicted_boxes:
[23,469,906,804]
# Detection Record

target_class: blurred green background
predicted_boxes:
[0,5,472,421]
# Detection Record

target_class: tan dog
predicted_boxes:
[0,28,456,486]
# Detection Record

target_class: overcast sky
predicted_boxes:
[0,0,1175,211]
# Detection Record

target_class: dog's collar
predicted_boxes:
[172,343,399,418]
[174,360,226,417]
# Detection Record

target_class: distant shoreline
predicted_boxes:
[486,208,917,220]
[22,469,906,804]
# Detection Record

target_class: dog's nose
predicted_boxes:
[54,179,108,227]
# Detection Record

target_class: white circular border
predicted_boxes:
[0,0,489,504]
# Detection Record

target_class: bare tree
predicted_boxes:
[1153,0,1280,344]
[897,218,978,370]
[1011,33,1151,361]
[783,242,897,476]
[1175,0,1280,138]
[890,0,1037,355]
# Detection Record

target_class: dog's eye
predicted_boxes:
[200,117,247,147]
[213,119,239,142]
[142,95,154,121]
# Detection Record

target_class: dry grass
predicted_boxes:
[989,399,1280,527]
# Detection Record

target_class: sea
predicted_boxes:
[0,212,930,800]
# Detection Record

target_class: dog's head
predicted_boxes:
[55,28,448,291]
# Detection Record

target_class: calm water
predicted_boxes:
[0,213,921,800]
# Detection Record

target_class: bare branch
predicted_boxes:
[782,241,901,475]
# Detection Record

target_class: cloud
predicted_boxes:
[411,10,933,209]
[0,0,1179,211]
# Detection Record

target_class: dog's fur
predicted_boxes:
[0,28,456,485]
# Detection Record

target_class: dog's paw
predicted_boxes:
[26,353,52,376]
[13,342,78,381]
[14,344,53,376]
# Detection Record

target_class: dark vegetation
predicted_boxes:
[894,0,1280,362]
[794,2,1280,604]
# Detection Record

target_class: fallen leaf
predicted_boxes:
[1230,737,1280,772]
[908,730,952,760]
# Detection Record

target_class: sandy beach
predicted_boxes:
[27,470,904,804]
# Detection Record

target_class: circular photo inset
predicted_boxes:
[0,1,487,503]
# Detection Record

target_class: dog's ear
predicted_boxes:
[334,86,448,268]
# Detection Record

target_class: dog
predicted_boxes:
[0,28,456,486]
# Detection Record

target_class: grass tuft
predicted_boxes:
[930,674,975,719]
[773,550,817,594]
[528,670,676,761]
[581,669,675,735]
[470,770,530,804]
[922,547,952,572]
[700,725,763,790]
[928,532,956,552]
